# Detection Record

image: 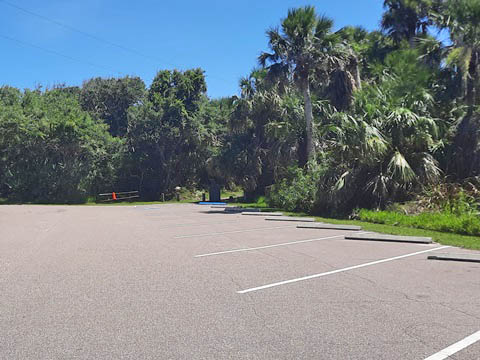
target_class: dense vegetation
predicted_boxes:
[2,0,480,225]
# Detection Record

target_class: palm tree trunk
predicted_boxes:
[302,78,314,162]
[454,50,479,178]
[408,36,416,49]
[351,57,362,90]
[466,51,477,116]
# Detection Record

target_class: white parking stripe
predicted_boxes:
[195,232,371,257]
[237,246,451,294]
[424,330,480,360]
[175,226,295,239]
[154,220,241,230]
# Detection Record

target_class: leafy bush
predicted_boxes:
[388,182,480,216]
[268,163,324,213]
[0,87,120,203]
[358,209,480,236]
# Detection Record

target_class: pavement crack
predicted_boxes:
[243,292,283,338]
[350,273,480,322]
[283,247,318,261]
[402,323,431,348]
[436,302,480,321]
[345,272,421,303]
[206,262,284,338]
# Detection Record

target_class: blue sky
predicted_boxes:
[0,1,385,98]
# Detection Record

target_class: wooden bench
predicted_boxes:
[98,191,140,202]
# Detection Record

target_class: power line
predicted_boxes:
[0,0,172,67]
[0,0,232,84]
[0,34,123,75]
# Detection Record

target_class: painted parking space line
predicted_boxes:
[175,226,296,239]
[145,215,191,220]
[237,246,451,294]
[195,232,371,258]
[154,220,242,230]
[135,207,170,210]
[424,330,480,360]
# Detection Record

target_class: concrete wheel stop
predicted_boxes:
[297,223,362,231]
[224,207,261,213]
[242,212,283,216]
[428,253,480,263]
[265,216,315,222]
[208,207,261,213]
[344,233,432,244]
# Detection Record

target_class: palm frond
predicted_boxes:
[420,152,442,183]
[333,171,350,191]
[315,15,334,37]
[283,6,317,41]
[365,173,390,200]
[258,52,275,67]
[388,151,416,183]
[364,124,388,155]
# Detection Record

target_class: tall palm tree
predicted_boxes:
[441,0,480,112]
[259,6,335,163]
[381,0,434,45]
[217,70,303,198]
[437,0,480,177]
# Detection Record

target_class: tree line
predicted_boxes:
[1,0,480,215]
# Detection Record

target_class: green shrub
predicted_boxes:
[0,88,120,203]
[268,164,324,213]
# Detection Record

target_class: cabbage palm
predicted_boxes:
[321,58,442,210]
[259,6,336,163]
[217,70,303,196]
[440,0,480,112]
[381,0,434,45]
[436,0,480,177]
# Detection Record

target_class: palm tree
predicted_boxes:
[259,6,335,163]
[381,0,434,45]
[441,0,480,112]
[321,50,442,210]
[215,69,303,198]
[436,0,480,177]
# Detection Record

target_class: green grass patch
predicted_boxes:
[274,211,479,250]
[276,213,478,250]
[244,206,480,250]
[314,216,480,250]
[221,189,244,199]
[358,209,480,237]
[236,196,280,211]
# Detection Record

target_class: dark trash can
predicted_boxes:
[209,183,221,202]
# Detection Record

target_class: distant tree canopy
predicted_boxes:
[0,87,121,203]
[80,76,146,137]
[2,2,480,214]
[0,70,226,203]
[126,69,214,200]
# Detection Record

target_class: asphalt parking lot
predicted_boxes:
[1,204,479,359]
